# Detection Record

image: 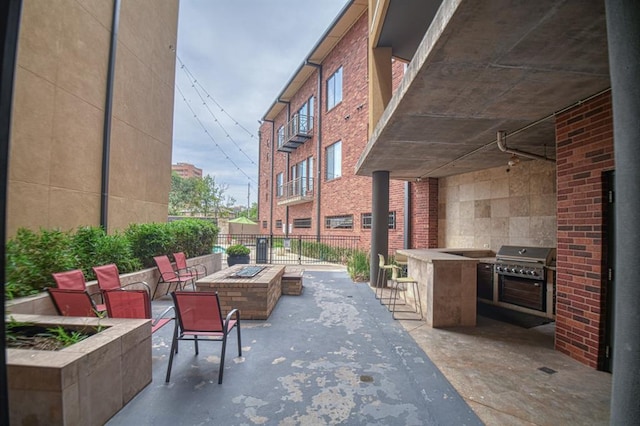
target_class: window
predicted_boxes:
[326,141,342,180]
[325,215,353,229]
[275,219,283,229]
[297,97,314,133]
[361,211,396,229]
[291,156,314,195]
[326,66,343,110]
[277,126,285,147]
[276,173,283,197]
[262,221,267,229]
[293,218,311,229]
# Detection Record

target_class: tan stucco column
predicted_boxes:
[368,46,392,137]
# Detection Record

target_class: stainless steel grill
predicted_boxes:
[495,246,556,312]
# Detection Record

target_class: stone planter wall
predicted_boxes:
[7,314,152,425]
[6,253,221,315]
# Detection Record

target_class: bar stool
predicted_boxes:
[391,265,423,320]
[376,254,395,303]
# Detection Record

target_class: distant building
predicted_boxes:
[172,162,203,179]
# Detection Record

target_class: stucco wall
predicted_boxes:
[8,0,178,236]
[438,160,557,251]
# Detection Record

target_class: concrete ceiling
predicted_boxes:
[356,0,610,179]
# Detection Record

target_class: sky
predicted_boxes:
[173,0,350,208]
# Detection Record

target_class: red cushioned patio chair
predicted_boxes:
[165,291,241,384]
[48,288,100,317]
[103,288,174,333]
[52,269,106,312]
[153,255,196,299]
[173,252,207,281]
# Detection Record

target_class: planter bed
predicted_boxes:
[7,314,152,426]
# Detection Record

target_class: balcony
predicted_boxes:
[277,114,313,153]
[277,177,314,206]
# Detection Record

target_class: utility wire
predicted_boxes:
[177,56,257,166]
[176,83,258,185]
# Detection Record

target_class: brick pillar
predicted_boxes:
[411,178,439,248]
[555,91,614,368]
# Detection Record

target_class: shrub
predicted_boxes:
[5,219,217,299]
[124,223,175,268]
[5,228,76,298]
[226,244,250,256]
[347,250,370,282]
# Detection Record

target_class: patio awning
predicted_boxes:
[356,0,610,179]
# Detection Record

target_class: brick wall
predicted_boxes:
[411,178,439,248]
[555,90,613,368]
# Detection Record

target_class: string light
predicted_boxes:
[176,84,258,185]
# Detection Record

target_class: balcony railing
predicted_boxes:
[277,114,313,153]
[277,177,314,206]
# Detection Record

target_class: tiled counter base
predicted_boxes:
[196,264,286,320]
[7,314,151,426]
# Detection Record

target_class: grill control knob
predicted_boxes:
[529,270,538,276]
[496,266,503,272]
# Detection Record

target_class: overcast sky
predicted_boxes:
[173,0,349,207]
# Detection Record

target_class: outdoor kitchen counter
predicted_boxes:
[396,248,494,327]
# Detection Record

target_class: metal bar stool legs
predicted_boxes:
[391,266,423,320]
[375,254,394,304]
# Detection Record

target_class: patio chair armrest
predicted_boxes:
[152,305,175,327]
[224,308,240,332]
[88,289,104,305]
[121,281,151,293]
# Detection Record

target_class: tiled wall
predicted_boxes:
[438,160,557,251]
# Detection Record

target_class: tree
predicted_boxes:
[239,202,258,221]
[169,173,232,218]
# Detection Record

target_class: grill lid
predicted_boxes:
[496,246,556,266]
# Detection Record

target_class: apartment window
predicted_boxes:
[275,219,283,229]
[276,173,283,197]
[262,221,267,229]
[277,126,285,147]
[293,218,312,229]
[361,211,396,229]
[326,141,342,180]
[291,157,314,194]
[326,66,343,110]
[325,215,353,229]
[297,97,314,133]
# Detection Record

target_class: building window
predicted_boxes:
[326,141,342,180]
[277,126,285,147]
[291,156,314,194]
[262,221,267,229]
[275,219,283,229]
[326,66,343,110]
[293,218,312,229]
[276,173,283,197]
[361,211,396,229]
[325,215,353,229]
[297,97,314,133]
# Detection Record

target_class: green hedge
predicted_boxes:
[5,219,219,300]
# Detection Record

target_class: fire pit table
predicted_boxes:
[195,264,285,319]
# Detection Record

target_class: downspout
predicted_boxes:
[100,0,121,230]
[280,100,290,237]
[264,119,275,236]
[306,60,322,241]
[404,181,411,249]
[496,130,555,163]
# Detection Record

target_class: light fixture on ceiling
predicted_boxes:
[507,154,520,167]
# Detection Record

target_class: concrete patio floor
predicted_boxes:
[107,266,611,425]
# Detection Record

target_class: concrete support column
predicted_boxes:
[605,0,640,423]
[370,171,389,288]
[368,46,392,137]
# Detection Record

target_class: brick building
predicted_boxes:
[172,162,203,179]
[258,4,640,414]
[258,4,407,251]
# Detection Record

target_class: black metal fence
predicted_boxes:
[216,234,361,265]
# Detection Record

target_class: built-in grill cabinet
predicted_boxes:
[477,262,494,301]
